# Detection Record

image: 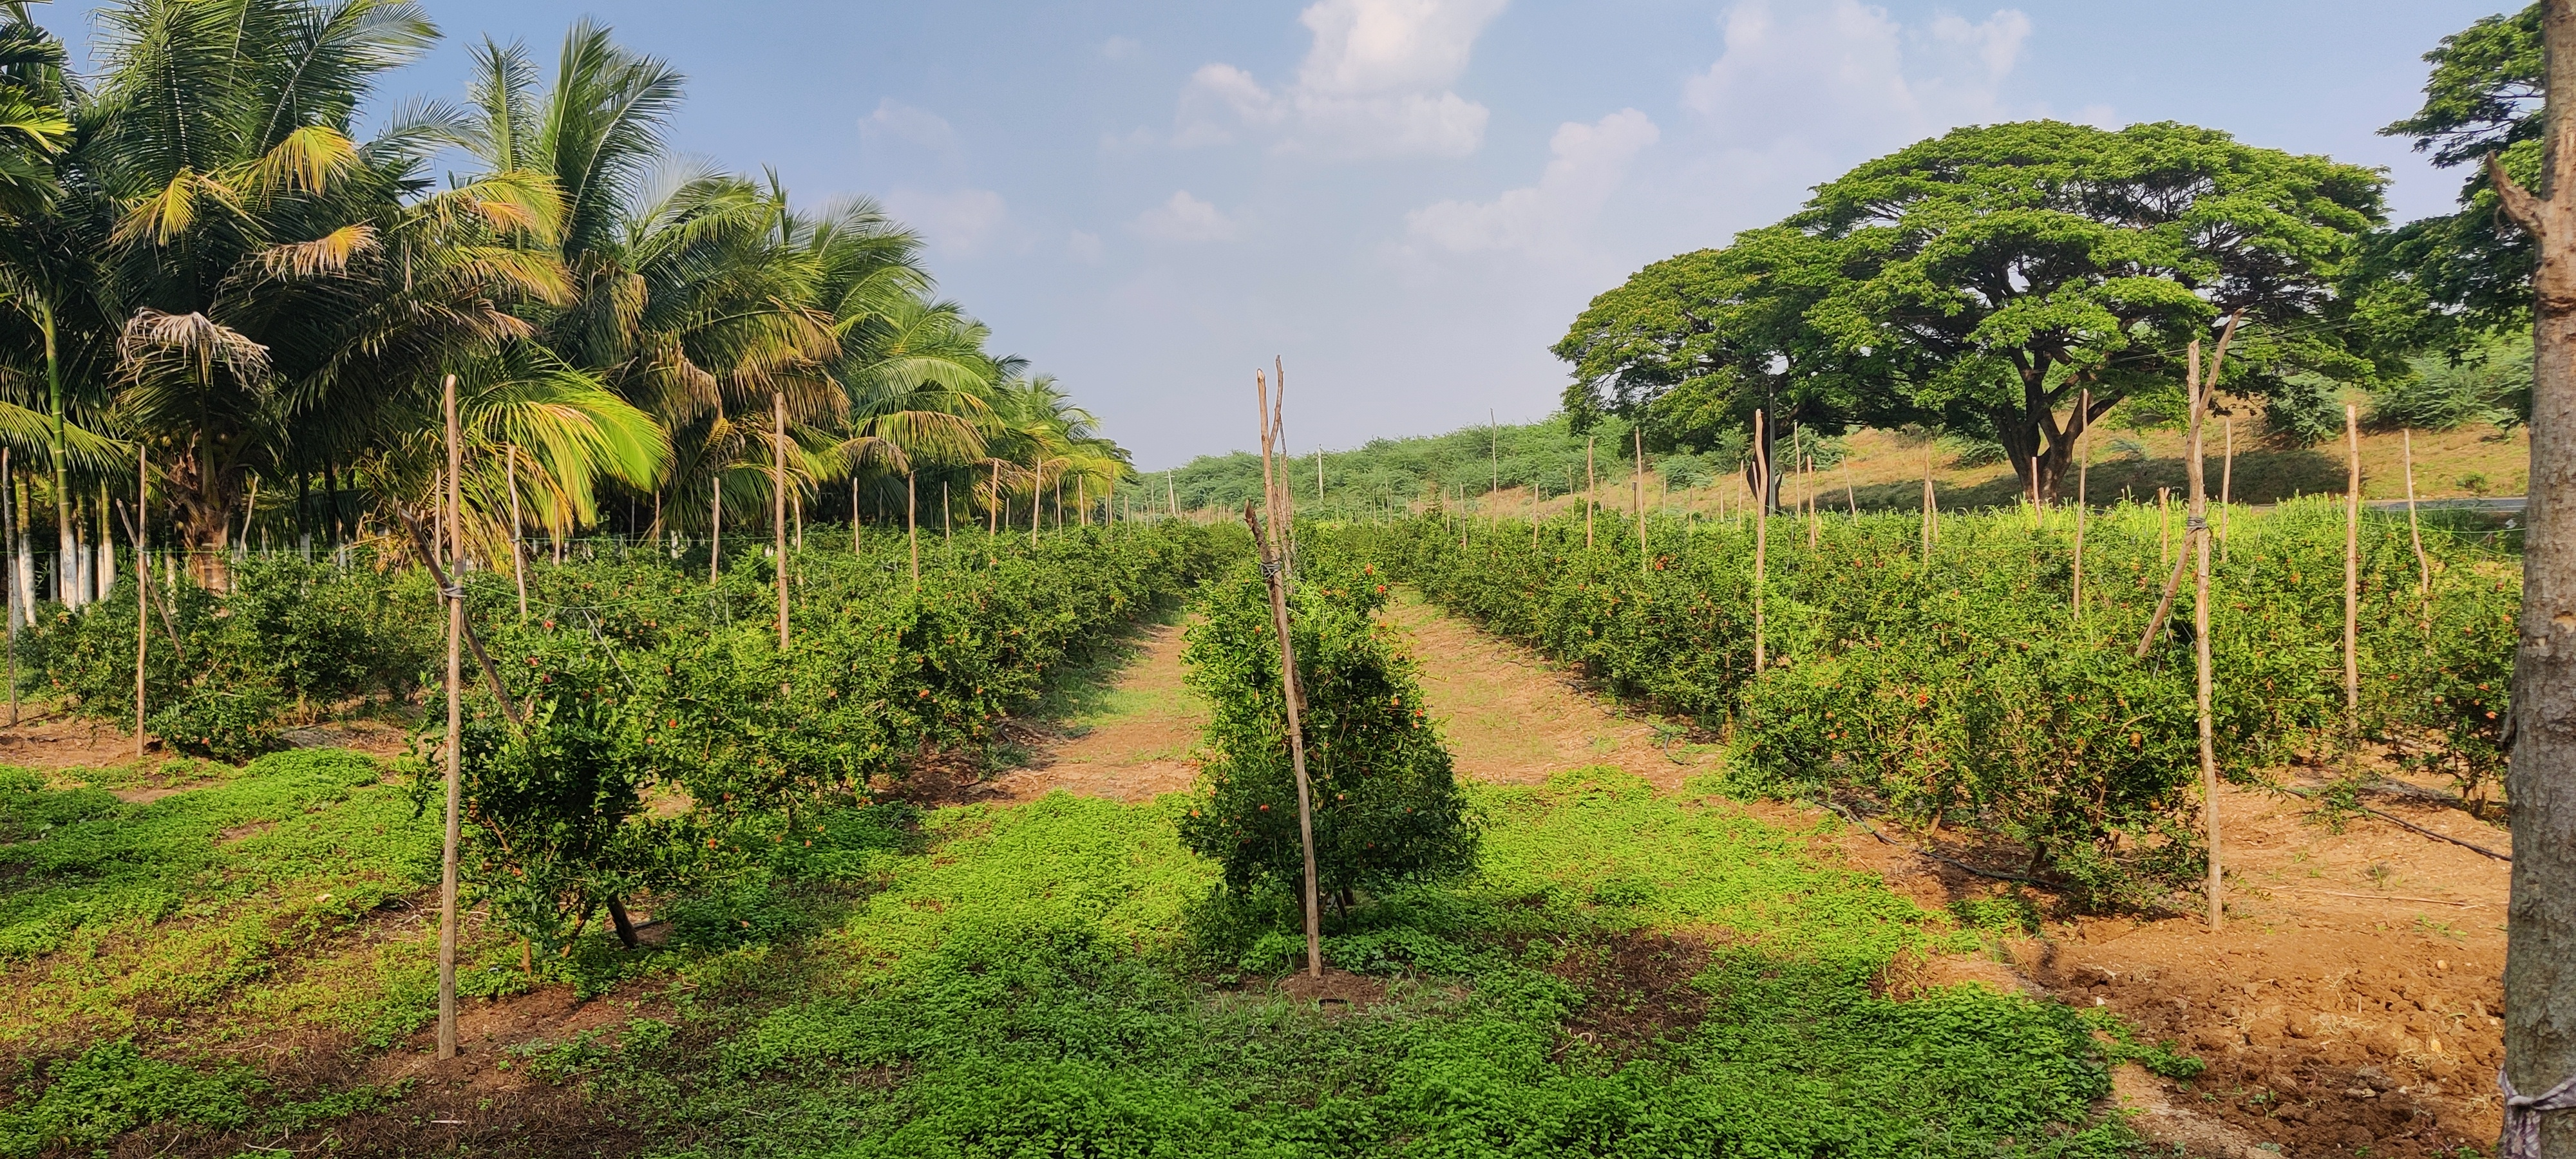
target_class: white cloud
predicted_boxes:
[1406,109,1660,256]
[1164,0,1506,159]
[1682,1,2032,150]
[1101,35,1143,61]
[883,187,1008,256]
[858,99,958,152]
[1129,191,1240,243]
[1067,230,1105,262]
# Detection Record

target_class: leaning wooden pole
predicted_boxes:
[2221,418,2236,561]
[907,471,920,591]
[2404,428,2431,596]
[437,374,463,1062]
[773,391,790,650]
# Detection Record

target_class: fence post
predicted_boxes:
[2344,402,2362,766]
[1753,410,1769,672]
[437,373,462,1062]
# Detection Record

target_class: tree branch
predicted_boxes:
[2490,150,2547,233]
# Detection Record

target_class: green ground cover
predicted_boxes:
[0,756,2146,1156]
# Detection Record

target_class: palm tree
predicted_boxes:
[76,0,585,585]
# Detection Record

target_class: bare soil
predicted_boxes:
[923,618,1208,805]
[1381,591,1713,789]
[1379,599,2514,1158]
[1275,966,1390,1010]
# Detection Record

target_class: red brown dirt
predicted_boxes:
[1801,771,2508,1157]
[1386,598,2513,1157]
[1381,592,1713,791]
[923,619,1207,805]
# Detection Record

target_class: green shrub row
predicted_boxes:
[423,522,1231,956]
[30,554,438,759]
[1334,501,2515,898]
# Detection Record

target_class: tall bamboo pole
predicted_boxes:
[437,374,462,1061]
[133,445,147,760]
[2221,419,2235,561]
[2074,389,2090,619]
[907,472,920,590]
[3,448,13,727]
[507,446,527,623]
[2186,339,2222,930]
[1753,410,1768,671]
[1634,426,1649,576]
[1921,432,1935,561]
[1251,369,1321,981]
[709,476,723,583]
[773,391,789,649]
[1584,437,1595,549]
[2404,429,2431,596]
[2160,487,2172,568]
[2345,402,2362,761]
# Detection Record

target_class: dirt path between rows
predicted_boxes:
[978,591,2512,1157]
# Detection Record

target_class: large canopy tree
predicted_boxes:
[1554,228,1915,508]
[1795,120,2388,500]
[1568,120,2392,502]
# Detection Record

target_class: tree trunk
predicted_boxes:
[164,437,238,592]
[1995,388,2114,503]
[2487,3,2576,1151]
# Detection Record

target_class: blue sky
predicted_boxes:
[52,1,2512,467]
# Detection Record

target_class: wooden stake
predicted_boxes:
[907,472,920,590]
[134,444,147,760]
[2403,428,2430,596]
[1634,426,1649,575]
[773,390,789,649]
[437,373,462,1061]
[2221,418,2235,561]
[3,447,14,727]
[507,446,527,623]
[709,465,723,583]
[1250,369,1321,982]
[2159,487,2172,569]
[2074,388,2090,620]
[2185,337,2222,930]
[1921,432,1936,561]
[2135,317,2241,657]
[1806,455,1818,549]
[2344,402,2362,760]
[1753,410,1769,671]
[1585,437,1596,549]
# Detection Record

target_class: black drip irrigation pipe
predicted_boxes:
[2278,784,2510,862]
